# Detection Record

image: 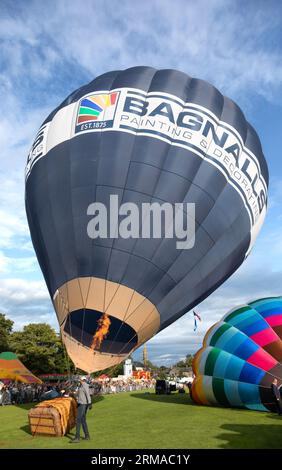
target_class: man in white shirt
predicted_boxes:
[70,376,92,443]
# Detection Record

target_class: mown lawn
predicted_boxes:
[0,390,282,449]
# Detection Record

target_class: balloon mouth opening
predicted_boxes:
[63,308,138,355]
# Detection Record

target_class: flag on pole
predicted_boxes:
[193,310,202,331]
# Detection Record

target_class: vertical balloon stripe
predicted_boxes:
[224,305,250,322]
[247,349,277,371]
[227,309,257,327]
[192,297,282,411]
[204,348,221,375]
[238,382,261,406]
[202,376,217,404]
[213,350,230,377]
[209,323,231,346]
[239,362,265,384]
[213,325,238,349]
[234,338,259,359]
[224,355,245,381]
[225,331,252,356]
[250,299,281,311]
[224,380,243,408]
[212,378,230,406]
[234,311,264,329]
[266,314,282,327]
[262,307,282,318]
[250,328,279,346]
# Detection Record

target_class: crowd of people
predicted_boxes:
[90,378,155,395]
[0,377,155,405]
[0,382,51,405]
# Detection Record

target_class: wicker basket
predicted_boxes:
[28,397,77,437]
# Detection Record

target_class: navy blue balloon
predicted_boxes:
[25,67,268,372]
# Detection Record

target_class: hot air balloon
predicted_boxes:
[25,66,268,372]
[192,297,282,412]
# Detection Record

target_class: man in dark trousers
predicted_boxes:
[70,376,92,443]
[271,378,282,416]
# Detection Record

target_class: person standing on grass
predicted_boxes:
[70,376,92,443]
[271,378,282,416]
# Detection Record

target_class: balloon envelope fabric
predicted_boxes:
[25,66,268,372]
[192,297,282,411]
[0,352,42,384]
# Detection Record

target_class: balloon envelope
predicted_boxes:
[192,297,282,411]
[0,352,42,384]
[25,67,268,372]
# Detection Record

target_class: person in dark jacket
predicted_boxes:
[271,378,282,415]
[70,376,92,443]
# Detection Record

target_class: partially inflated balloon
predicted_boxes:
[25,67,268,372]
[192,297,282,412]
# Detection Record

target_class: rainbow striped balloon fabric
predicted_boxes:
[192,297,282,411]
[0,352,42,384]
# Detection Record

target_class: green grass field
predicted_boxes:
[0,390,282,449]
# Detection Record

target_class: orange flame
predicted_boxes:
[90,313,111,350]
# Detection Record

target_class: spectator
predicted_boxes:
[0,377,156,405]
[271,378,282,416]
[70,376,92,443]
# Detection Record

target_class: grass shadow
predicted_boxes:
[20,424,76,438]
[20,424,33,436]
[91,395,105,404]
[266,413,282,421]
[217,422,282,449]
[14,403,35,411]
[130,391,192,405]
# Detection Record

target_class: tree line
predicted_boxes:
[0,312,194,376]
[0,313,130,377]
[0,312,74,375]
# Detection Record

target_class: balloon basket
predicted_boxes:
[28,397,77,437]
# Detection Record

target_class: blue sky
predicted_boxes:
[0,0,282,366]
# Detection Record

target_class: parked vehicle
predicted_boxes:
[155,379,171,395]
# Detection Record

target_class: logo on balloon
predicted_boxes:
[75,92,120,133]
[27,87,268,233]
[73,88,267,227]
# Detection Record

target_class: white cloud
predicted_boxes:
[0,278,55,330]
[0,253,38,274]
[1,0,282,106]
[0,252,10,273]
[0,174,32,265]
[0,278,47,302]
[55,0,282,100]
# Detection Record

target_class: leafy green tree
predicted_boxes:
[173,355,194,369]
[91,361,124,378]
[157,371,167,379]
[185,354,194,367]
[9,323,74,375]
[55,334,75,375]
[176,360,186,368]
[145,360,157,370]
[107,362,124,377]
[0,313,14,353]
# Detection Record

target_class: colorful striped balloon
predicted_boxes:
[192,297,282,412]
[0,352,42,384]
